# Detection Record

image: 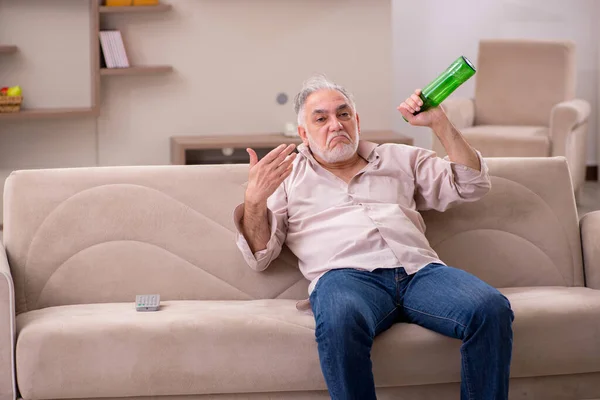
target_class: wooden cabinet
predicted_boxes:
[170,131,414,165]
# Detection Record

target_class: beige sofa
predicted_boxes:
[1,156,600,400]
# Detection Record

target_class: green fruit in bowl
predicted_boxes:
[6,86,21,97]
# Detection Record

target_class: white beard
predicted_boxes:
[307,127,359,163]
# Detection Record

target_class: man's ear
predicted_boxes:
[356,113,361,134]
[298,125,309,146]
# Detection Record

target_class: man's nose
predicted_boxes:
[327,118,343,132]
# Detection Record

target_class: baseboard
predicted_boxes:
[587,165,598,181]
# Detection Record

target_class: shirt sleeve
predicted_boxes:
[412,147,491,212]
[232,183,289,271]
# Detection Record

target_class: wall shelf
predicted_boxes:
[0,2,173,122]
[0,45,17,54]
[99,4,172,14]
[0,108,97,120]
[100,65,173,76]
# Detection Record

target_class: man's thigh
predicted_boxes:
[310,268,399,337]
[399,263,512,339]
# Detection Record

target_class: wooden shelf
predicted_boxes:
[99,4,172,14]
[100,65,173,76]
[0,45,17,54]
[0,108,97,120]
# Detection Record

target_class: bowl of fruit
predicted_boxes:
[0,86,23,113]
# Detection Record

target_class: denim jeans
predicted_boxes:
[309,263,514,400]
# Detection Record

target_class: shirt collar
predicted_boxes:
[298,140,380,165]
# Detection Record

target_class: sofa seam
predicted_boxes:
[432,228,567,286]
[429,175,578,286]
[33,239,254,308]
[22,183,239,310]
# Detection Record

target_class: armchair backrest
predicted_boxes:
[474,39,576,126]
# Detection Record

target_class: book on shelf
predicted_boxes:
[99,30,130,68]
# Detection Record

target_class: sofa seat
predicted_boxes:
[15,287,600,400]
[461,125,550,157]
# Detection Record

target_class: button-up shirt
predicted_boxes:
[234,140,491,297]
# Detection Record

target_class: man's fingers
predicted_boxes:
[280,164,294,180]
[406,98,419,112]
[260,143,294,165]
[274,144,296,165]
[258,144,285,164]
[401,101,415,114]
[410,93,423,108]
[247,148,258,168]
[398,105,415,121]
[275,152,297,172]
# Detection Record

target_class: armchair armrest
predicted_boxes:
[441,97,475,129]
[582,211,600,289]
[0,242,16,400]
[549,99,590,157]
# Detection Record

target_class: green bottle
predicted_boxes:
[404,55,476,121]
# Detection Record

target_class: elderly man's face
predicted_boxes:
[298,89,360,164]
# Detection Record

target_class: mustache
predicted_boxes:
[326,131,351,146]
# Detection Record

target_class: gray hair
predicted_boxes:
[293,74,356,127]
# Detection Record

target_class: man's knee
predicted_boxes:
[469,290,514,333]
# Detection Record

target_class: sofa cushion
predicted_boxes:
[461,125,550,157]
[15,287,600,399]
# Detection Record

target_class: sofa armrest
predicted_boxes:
[0,242,16,400]
[441,97,475,129]
[550,99,590,157]
[582,211,600,289]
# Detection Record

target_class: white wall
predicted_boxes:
[0,0,97,224]
[0,0,393,223]
[1,0,597,226]
[0,0,93,108]
[392,0,598,166]
[97,0,393,165]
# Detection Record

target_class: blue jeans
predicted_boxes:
[309,263,514,400]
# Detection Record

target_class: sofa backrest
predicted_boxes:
[421,157,583,290]
[474,39,576,126]
[3,157,583,314]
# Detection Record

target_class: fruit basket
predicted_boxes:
[0,96,22,113]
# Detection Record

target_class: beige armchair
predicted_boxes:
[434,39,590,194]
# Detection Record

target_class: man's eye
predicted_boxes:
[339,112,350,118]
[316,117,326,123]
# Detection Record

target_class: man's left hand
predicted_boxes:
[398,88,448,129]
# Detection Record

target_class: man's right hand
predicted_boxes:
[245,143,297,207]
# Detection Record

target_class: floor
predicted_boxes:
[577,181,600,217]
[0,182,599,243]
